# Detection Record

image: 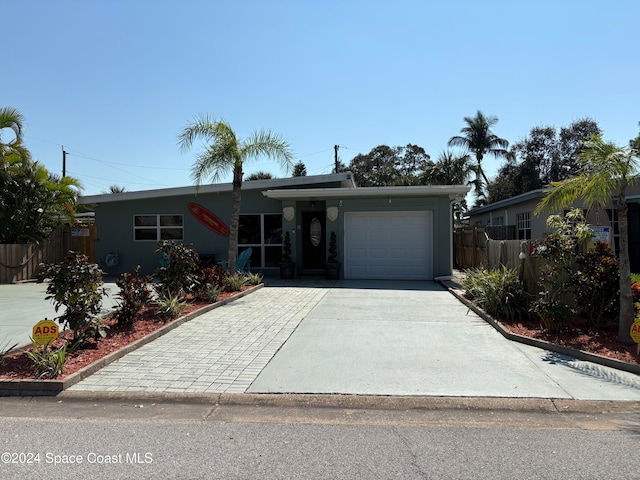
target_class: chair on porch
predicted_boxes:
[235,247,252,273]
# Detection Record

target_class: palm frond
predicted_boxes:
[241,130,294,174]
[534,176,588,216]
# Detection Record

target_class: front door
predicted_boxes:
[302,211,326,272]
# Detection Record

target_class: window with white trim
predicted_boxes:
[134,214,184,241]
[516,212,531,240]
[238,214,282,268]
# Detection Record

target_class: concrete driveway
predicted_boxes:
[6,278,640,401]
[248,280,640,400]
[0,281,119,350]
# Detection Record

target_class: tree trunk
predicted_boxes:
[617,200,635,344]
[227,164,243,273]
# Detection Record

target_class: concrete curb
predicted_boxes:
[0,284,264,396]
[55,390,640,414]
[439,280,640,376]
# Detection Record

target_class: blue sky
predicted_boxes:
[4,0,639,195]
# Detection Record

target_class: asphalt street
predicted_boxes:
[1,398,639,480]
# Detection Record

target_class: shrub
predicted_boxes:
[282,231,292,263]
[38,251,107,343]
[530,210,591,333]
[156,294,187,320]
[154,240,200,299]
[193,265,227,301]
[327,231,338,263]
[200,285,222,303]
[461,266,530,321]
[114,266,153,326]
[572,242,620,328]
[25,340,68,378]
[632,277,640,319]
[245,272,263,286]
[224,273,248,292]
[1,339,18,367]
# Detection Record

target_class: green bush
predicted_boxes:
[224,273,248,292]
[192,264,227,301]
[530,210,591,332]
[114,266,153,326]
[154,240,200,299]
[25,340,69,378]
[156,294,187,320]
[245,272,263,286]
[38,251,107,343]
[572,242,620,328]
[1,339,18,367]
[461,266,530,321]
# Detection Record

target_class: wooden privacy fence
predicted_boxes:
[0,225,96,283]
[454,226,530,271]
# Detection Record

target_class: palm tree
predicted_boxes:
[424,150,473,186]
[448,110,509,204]
[535,135,640,344]
[0,107,31,162]
[178,115,294,272]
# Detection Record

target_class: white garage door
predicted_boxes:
[344,211,433,280]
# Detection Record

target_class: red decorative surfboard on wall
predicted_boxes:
[188,203,230,237]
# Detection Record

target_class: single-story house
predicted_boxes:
[466,186,640,272]
[78,172,469,280]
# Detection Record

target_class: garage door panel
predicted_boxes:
[345,211,433,280]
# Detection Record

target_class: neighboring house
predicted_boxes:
[78,172,469,281]
[466,186,640,272]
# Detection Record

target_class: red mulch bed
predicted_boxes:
[0,289,248,381]
[499,315,640,364]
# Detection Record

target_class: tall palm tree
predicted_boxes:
[535,135,640,344]
[424,150,473,186]
[178,115,294,272]
[448,110,509,204]
[0,106,31,162]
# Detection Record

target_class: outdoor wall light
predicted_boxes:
[283,206,295,221]
[326,206,339,222]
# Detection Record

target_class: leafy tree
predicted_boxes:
[332,160,348,173]
[631,122,640,150]
[0,159,81,243]
[348,144,430,187]
[535,135,640,344]
[488,119,601,203]
[245,171,274,181]
[292,161,307,177]
[178,115,294,272]
[448,110,509,205]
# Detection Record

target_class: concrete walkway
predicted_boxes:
[67,280,640,401]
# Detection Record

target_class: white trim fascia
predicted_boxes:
[79,172,355,205]
[262,185,470,200]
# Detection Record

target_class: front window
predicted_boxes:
[238,214,282,268]
[134,214,184,241]
[516,212,531,240]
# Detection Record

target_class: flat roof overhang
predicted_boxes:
[262,185,470,201]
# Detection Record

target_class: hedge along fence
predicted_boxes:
[0,225,96,284]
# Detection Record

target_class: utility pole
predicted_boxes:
[62,146,68,177]
[334,145,339,173]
